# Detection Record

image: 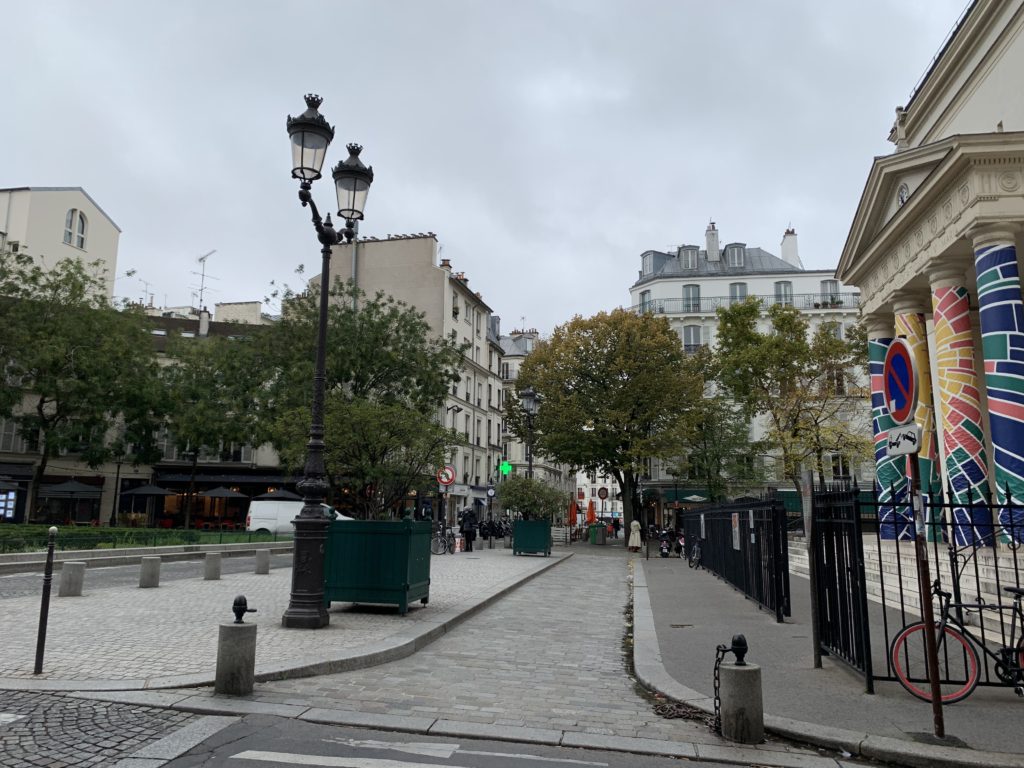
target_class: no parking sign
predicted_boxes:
[883,338,918,425]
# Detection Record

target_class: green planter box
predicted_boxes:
[513,519,551,556]
[323,518,431,615]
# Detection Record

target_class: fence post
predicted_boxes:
[851,480,874,694]
[802,471,822,668]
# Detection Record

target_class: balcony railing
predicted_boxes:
[632,292,860,315]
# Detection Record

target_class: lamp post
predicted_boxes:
[520,387,540,479]
[282,94,374,629]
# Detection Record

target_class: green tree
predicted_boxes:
[254,280,465,514]
[513,309,702,529]
[496,474,565,521]
[0,252,164,519]
[715,299,870,496]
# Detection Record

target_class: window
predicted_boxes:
[682,324,702,353]
[820,279,839,302]
[0,490,14,520]
[64,209,88,249]
[682,284,700,313]
[726,245,744,268]
[729,282,747,304]
[642,253,653,275]
[0,419,26,453]
[831,454,851,480]
[639,290,652,311]
[680,248,697,269]
[774,281,793,306]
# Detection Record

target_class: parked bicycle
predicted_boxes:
[429,524,457,555]
[890,579,1024,704]
[687,538,703,569]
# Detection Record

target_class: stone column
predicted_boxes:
[866,315,911,540]
[971,225,1024,544]
[930,265,992,546]
[894,297,943,539]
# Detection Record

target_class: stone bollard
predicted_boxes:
[204,552,222,581]
[718,635,763,745]
[215,596,257,696]
[58,561,86,597]
[254,549,270,575]
[139,556,161,588]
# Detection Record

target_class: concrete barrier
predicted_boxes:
[57,561,86,597]
[215,622,257,696]
[254,549,270,574]
[204,552,222,580]
[719,662,764,744]
[139,556,161,588]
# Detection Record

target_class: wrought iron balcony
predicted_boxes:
[632,292,860,315]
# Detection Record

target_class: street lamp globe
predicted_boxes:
[287,94,335,181]
[520,387,539,416]
[332,144,374,221]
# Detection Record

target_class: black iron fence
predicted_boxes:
[812,480,1024,689]
[681,494,790,622]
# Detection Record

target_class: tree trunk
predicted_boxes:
[185,454,199,529]
[29,451,51,524]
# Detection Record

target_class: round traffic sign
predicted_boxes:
[883,338,918,426]
[436,465,456,486]
[597,487,609,500]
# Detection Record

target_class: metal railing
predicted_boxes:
[681,494,790,622]
[633,292,860,315]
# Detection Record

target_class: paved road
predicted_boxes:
[0,554,295,600]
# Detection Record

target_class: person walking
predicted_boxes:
[612,518,621,539]
[627,518,642,552]
[461,508,478,552]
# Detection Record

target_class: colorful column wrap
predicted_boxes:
[931,276,993,546]
[869,333,911,539]
[973,235,1024,543]
[895,310,942,538]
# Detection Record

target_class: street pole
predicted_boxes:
[34,526,57,674]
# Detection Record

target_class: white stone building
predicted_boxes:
[0,187,121,298]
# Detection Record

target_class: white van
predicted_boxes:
[245,500,352,535]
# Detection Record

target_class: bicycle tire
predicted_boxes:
[430,537,445,555]
[890,621,979,704]
[688,547,700,569]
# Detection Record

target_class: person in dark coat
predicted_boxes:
[612,518,621,538]
[461,508,478,552]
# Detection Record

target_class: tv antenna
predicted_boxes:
[190,249,218,309]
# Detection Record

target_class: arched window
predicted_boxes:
[64,209,88,249]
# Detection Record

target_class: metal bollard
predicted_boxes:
[58,561,86,597]
[34,527,58,675]
[254,549,270,575]
[715,634,763,744]
[139,556,161,588]
[204,552,222,580]
[216,596,257,696]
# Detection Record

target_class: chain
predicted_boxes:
[713,644,729,734]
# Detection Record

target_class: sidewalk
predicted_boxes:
[634,552,1024,768]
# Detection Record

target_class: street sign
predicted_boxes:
[436,465,456,486]
[598,487,608,500]
[486,486,496,498]
[887,423,922,456]
[883,338,918,426]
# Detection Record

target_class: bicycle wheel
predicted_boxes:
[890,622,979,704]
[430,536,445,555]
[688,547,700,569]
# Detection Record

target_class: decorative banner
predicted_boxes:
[870,335,911,540]
[975,240,1024,544]
[931,283,993,547]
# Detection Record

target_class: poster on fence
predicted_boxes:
[732,512,740,551]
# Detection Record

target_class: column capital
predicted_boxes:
[928,262,967,289]
[968,222,1019,251]
[864,313,894,340]
[892,293,931,317]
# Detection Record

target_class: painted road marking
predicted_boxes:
[233,750,607,767]
[0,713,25,725]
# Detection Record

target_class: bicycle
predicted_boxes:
[430,524,457,555]
[889,579,1024,704]
[687,538,702,569]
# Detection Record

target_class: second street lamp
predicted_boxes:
[282,94,374,630]
[520,387,541,480]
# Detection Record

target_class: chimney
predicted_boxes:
[199,307,211,337]
[440,258,452,271]
[780,227,803,268]
[705,221,720,262]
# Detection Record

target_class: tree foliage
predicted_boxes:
[0,252,164,518]
[496,474,566,522]
[513,309,702,527]
[715,299,871,494]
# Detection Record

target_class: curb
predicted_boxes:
[630,562,1024,768]
[0,551,571,693]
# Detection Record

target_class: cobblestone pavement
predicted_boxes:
[0,690,196,767]
[0,548,559,683]
[0,554,294,600]
[188,550,728,745]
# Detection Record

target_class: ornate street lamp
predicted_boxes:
[520,387,540,480]
[282,94,374,629]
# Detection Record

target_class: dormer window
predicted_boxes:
[642,252,653,275]
[680,248,697,269]
[726,245,744,268]
[64,209,87,249]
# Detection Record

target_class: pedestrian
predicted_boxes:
[461,507,478,552]
[612,518,621,539]
[628,518,642,552]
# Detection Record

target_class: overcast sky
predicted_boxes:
[5,0,970,335]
